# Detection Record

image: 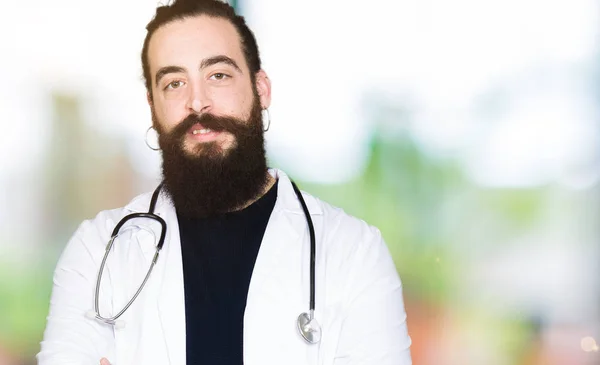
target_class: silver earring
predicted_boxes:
[145,126,160,151]
[263,108,271,132]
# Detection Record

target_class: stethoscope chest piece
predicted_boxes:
[297,311,321,344]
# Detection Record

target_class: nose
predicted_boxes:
[186,82,212,114]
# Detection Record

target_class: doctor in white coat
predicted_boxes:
[37,1,412,364]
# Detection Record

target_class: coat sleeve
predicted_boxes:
[333,225,412,365]
[37,219,116,365]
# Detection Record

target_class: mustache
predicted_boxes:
[167,112,254,140]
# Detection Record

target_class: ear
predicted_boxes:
[147,92,159,130]
[254,70,272,109]
[147,92,153,107]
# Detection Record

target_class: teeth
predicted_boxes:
[192,128,212,135]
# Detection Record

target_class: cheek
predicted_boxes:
[217,90,254,118]
[210,80,254,114]
[154,99,187,131]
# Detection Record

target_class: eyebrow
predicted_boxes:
[155,66,185,87]
[200,55,242,73]
[154,55,243,87]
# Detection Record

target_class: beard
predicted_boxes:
[154,98,269,218]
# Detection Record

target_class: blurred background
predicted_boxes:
[1,0,599,364]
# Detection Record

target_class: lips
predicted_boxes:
[189,124,211,135]
[191,127,213,135]
[187,123,222,142]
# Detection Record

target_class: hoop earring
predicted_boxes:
[263,108,271,132]
[145,126,160,151]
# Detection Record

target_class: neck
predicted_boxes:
[232,172,276,212]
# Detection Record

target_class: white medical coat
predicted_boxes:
[38,169,412,365]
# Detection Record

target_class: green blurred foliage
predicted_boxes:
[300,133,465,304]
[0,257,54,360]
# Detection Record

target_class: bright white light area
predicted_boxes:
[0,0,159,176]
[465,84,599,188]
[0,0,598,187]
[247,0,599,186]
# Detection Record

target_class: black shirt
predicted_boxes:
[178,180,278,365]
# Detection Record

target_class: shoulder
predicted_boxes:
[54,190,156,277]
[301,191,384,255]
[72,191,156,241]
[304,192,401,305]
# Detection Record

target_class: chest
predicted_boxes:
[106,215,343,365]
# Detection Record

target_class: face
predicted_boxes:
[145,15,272,217]
[147,15,271,155]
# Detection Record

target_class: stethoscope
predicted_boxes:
[86,181,322,344]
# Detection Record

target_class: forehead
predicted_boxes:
[148,15,247,74]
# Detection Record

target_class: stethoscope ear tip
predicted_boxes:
[85,309,97,320]
[114,320,126,330]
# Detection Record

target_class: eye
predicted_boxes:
[210,73,230,81]
[165,80,184,90]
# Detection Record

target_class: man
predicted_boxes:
[37,0,412,364]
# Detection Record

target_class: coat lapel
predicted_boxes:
[244,170,323,365]
[123,190,187,365]
[154,193,187,365]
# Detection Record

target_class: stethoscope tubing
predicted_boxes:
[290,181,316,313]
[91,186,166,324]
[90,180,319,342]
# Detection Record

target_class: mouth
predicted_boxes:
[187,124,223,142]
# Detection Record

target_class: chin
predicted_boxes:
[185,142,233,159]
